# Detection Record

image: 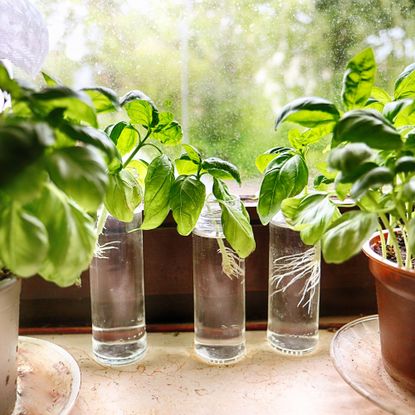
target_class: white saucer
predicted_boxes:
[330,315,415,414]
[13,336,81,415]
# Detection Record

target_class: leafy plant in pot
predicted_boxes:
[0,63,117,413]
[268,47,415,392]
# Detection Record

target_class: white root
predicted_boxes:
[94,240,121,259]
[270,247,320,314]
[216,237,244,280]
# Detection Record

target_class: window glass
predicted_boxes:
[33,0,415,192]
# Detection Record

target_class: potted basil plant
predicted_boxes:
[269,47,415,392]
[0,63,116,413]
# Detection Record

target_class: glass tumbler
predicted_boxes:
[192,198,246,364]
[267,211,321,355]
[90,208,147,366]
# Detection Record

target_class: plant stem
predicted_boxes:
[377,224,387,258]
[96,207,109,236]
[379,213,403,267]
[123,129,152,168]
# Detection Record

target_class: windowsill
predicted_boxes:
[34,331,386,414]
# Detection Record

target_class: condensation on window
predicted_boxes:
[33,0,415,190]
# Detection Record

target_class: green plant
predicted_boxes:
[0,63,119,286]
[173,144,256,276]
[258,47,415,270]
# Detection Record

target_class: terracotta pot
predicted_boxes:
[363,234,415,393]
[0,276,21,415]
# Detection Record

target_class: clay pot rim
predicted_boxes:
[362,230,415,279]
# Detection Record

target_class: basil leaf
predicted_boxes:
[31,87,97,127]
[395,63,415,100]
[322,211,378,263]
[82,87,120,113]
[141,155,174,229]
[255,146,292,173]
[350,167,394,200]
[105,170,142,222]
[126,159,148,188]
[219,201,256,258]
[0,62,21,97]
[169,175,206,236]
[258,154,308,225]
[383,99,412,123]
[332,110,402,150]
[42,72,61,87]
[202,157,241,184]
[32,185,97,287]
[395,156,415,173]
[275,97,340,129]
[121,90,159,127]
[175,155,199,175]
[183,144,202,163]
[152,121,183,145]
[328,143,374,173]
[107,122,139,156]
[282,193,341,245]
[371,86,392,104]
[47,147,108,212]
[0,203,49,277]
[59,122,118,161]
[342,48,376,110]
[212,178,233,201]
[288,124,334,149]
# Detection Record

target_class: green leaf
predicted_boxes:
[288,124,334,149]
[0,203,48,277]
[383,99,412,123]
[152,121,183,145]
[31,87,97,127]
[402,178,415,202]
[202,157,241,184]
[47,147,108,212]
[126,159,148,188]
[275,97,340,129]
[313,174,333,191]
[59,122,118,160]
[107,122,139,156]
[169,176,206,236]
[0,122,54,186]
[257,154,308,225]
[322,211,378,263]
[104,170,142,222]
[255,146,292,173]
[371,86,392,104]
[332,110,402,150]
[328,143,374,173]
[141,155,174,229]
[393,100,415,128]
[183,144,202,163]
[342,48,376,110]
[281,193,341,245]
[395,156,415,173]
[219,201,256,258]
[0,62,21,97]
[32,184,97,287]
[121,90,159,127]
[395,63,415,100]
[350,167,394,200]
[175,155,199,175]
[212,178,233,201]
[82,87,120,113]
[41,72,62,87]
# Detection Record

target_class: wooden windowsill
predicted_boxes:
[33,330,386,415]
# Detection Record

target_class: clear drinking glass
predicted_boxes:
[267,211,321,355]
[192,198,246,364]
[0,276,21,415]
[90,207,147,366]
